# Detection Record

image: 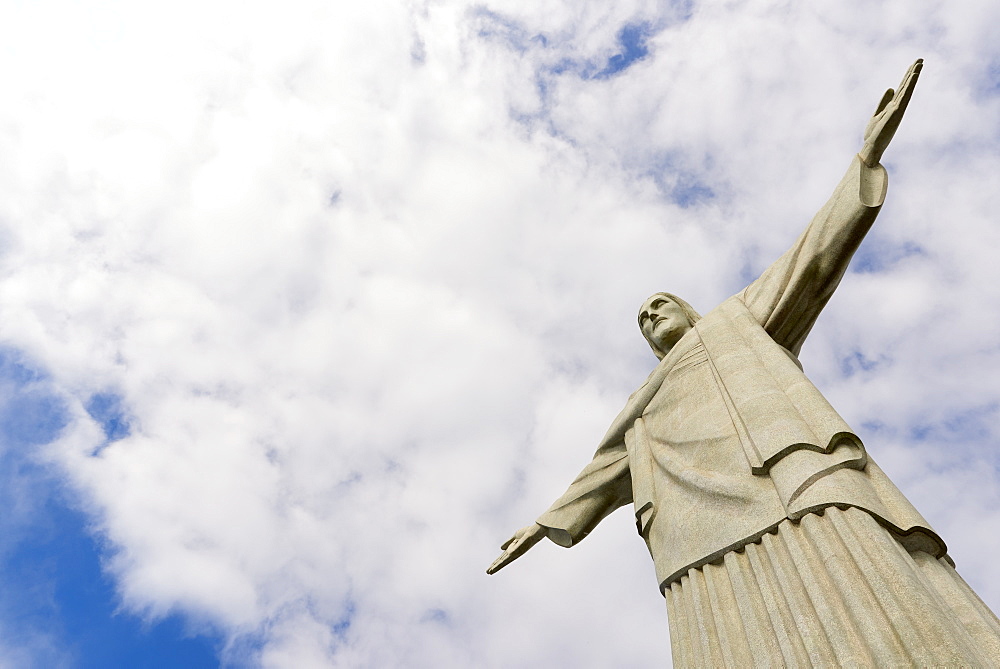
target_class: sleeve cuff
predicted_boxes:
[856,154,888,208]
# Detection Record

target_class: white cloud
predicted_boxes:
[2,0,1000,665]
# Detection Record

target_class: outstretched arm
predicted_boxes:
[742,59,923,355]
[487,441,632,574]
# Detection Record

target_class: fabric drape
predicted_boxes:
[666,507,1000,668]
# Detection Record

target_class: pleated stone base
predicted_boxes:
[665,506,1000,667]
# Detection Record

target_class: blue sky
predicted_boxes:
[0,350,219,667]
[2,0,1000,666]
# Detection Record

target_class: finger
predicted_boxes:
[890,77,920,121]
[487,552,511,575]
[500,535,517,550]
[874,88,894,115]
[895,58,921,92]
[892,59,922,105]
[882,61,923,129]
[902,59,922,90]
[898,60,922,105]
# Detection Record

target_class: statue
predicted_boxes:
[488,60,1000,666]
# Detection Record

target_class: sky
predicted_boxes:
[0,0,999,666]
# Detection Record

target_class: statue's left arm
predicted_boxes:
[742,60,922,355]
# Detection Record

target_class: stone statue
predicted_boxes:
[488,60,1000,666]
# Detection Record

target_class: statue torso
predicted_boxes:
[627,299,942,590]
[627,324,787,587]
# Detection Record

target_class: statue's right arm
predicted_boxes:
[487,439,632,574]
[535,443,632,546]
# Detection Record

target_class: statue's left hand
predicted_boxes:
[486,523,547,575]
[859,59,923,167]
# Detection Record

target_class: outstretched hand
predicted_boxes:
[859,59,923,167]
[487,523,547,575]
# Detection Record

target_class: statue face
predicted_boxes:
[639,294,692,353]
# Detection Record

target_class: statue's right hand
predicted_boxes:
[486,523,547,575]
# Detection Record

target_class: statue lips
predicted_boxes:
[651,314,683,342]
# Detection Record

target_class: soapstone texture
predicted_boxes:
[488,60,1000,666]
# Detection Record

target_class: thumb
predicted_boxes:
[873,88,893,116]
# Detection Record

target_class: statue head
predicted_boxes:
[638,292,702,360]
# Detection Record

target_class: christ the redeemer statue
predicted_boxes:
[488,60,1000,666]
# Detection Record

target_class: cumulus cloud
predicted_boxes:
[1,0,999,666]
